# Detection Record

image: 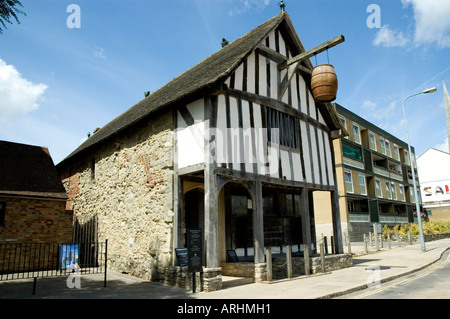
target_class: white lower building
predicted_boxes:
[417,148,450,221]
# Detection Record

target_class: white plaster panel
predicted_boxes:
[300,120,312,183]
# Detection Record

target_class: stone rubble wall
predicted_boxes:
[61,111,175,282]
[220,254,352,282]
[164,266,222,292]
[270,254,352,279]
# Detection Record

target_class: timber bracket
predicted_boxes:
[278,35,345,71]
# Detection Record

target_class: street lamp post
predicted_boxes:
[402,87,437,252]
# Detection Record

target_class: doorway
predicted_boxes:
[225,183,254,261]
[184,188,205,239]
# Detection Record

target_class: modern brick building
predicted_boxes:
[315,104,422,241]
[0,140,71,243]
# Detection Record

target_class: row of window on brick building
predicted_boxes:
[339,114,411,165]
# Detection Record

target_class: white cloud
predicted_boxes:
[94,47,107,59]
[362,100,377,111]
[368,100,398,121]
[0,58,48,130]
[373,25,408,47]
[229,0,272,16]
[402,0,450,48]
[434,137,449,153]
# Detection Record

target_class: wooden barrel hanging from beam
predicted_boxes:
[311,64,338,102]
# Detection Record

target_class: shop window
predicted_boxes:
[263,193,274,215]
[263,188,302,246]
[230,188,253,256]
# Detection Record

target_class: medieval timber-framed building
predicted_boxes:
[57,13,347,291]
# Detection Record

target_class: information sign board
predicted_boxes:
[187,229,203,272]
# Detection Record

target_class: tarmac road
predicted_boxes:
[335,249,450,299]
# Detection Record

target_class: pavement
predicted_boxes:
[1,238,449,300]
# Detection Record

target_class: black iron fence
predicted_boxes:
[0,240,107,282]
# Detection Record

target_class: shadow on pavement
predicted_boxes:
[0,272,194,299]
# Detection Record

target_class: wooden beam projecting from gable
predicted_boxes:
[257,44,313,100]
[256,44,287,64]
[278,35,345,71]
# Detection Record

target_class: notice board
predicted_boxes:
[175,248,189,267]
[187,228,203,272]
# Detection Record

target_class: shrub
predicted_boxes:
[382,221,450,237]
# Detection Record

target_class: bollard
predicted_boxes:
[407,230,412,245]
[374,227,379,252]
[320,243,325,273]
[373,223,380,251]
[363,234,368,254]
[331,236,335,254]
[266,246,272,282]
[395,231,401,247]
[304,245,310,276]
[387,232,391,249]
[32,277,37,295]
[347,234,352,255]
[286,245,293,279]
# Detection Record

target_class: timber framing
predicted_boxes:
[222,85,330,133]
[278,35,345,71]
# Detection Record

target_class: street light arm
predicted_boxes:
[402,91,425,109]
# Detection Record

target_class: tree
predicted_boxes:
[0,0,26,34]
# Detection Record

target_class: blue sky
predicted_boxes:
[1,0,450,164]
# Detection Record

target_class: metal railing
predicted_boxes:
[0,240,107,282]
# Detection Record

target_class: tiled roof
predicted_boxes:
[0,140,67,200]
